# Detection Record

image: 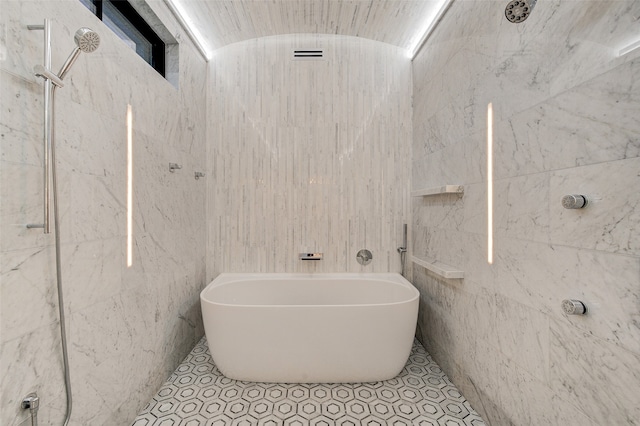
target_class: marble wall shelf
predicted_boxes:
[411,185,464,197]
[411,256,464,279]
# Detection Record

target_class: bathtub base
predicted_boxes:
[208,306,415,383]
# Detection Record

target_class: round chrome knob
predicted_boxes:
[562,194,587,209]
[562,299,587,315]
[356,249,372,266]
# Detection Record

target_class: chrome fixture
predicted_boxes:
[27,20,53,233]
[505,0,537,23]
[27,20,99,426]
[22,393,40,426]
[194,171,205,180]
[299,252,323,260]
[562,299,587,315]
[562,194,588,209]
[57,28,100,81]
[27,24,100,233]
[356,249,373,266]
[34,64,64,88]
[397,224,408,276]
[397,223,407,254]
[169,162,182,172]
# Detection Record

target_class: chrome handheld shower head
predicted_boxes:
[74,27,100,53]
[57,27,100,80]
[505,0,537,23]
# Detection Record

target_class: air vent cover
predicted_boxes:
[293,49,324,60]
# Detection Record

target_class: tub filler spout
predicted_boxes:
[299,252,323,260]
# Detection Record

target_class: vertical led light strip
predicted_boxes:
[127,104,133,267]
[487,103,494,265]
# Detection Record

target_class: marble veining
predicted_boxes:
[3,0,640,425]
[549,319,640,424]
[1,0,208,425]
[549,157,640,256]
[412,0,640,424]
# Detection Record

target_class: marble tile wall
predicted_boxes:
[0,0,207,424]
[411,0,640,424]
[206,34,412,277]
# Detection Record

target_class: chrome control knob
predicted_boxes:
[562,299,587,315]
[356,249,372,265]
[562,194,587,209]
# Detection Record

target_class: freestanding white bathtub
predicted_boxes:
[200,273,419,383]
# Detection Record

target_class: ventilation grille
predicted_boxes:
[293,49,325,61]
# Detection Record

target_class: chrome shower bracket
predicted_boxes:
[34,64,65,88]
[169,163,182,173]
[194,171,205,180]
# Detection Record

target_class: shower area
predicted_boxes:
[23,21,101,426]
[2,0,640,425]
[1,1,208,424]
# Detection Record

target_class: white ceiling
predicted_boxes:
[170,1,445,54]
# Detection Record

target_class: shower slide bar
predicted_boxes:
[23,20,100,426]
[27,19,53,233]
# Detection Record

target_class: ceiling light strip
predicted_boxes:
[163,0,212,61]
[408,0,456,60]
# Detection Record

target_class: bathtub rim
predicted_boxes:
[200,272,419,309]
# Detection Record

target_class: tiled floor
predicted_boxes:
[132,338,485,426]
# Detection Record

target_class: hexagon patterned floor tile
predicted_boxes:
[131,338,485,426]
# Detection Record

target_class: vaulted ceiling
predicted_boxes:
[169,0,444,53]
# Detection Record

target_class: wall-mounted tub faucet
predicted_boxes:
[169,163,182,173]
[300,253,323,260]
